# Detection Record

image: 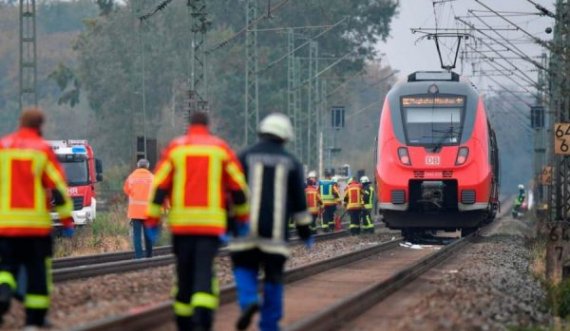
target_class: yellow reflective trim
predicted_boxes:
[0,150,49,214]
[45,258,53,294]
[173,300,193,317]
[0,271,16,290]
[169,145,226,209]
[0,212,52,226]
[171,285,178,298]
[233,202,249,218]
[226,161,248,192]
[153,159,173,190]
[148,203,162,218]
[168,209,226,227]
[191,292,218,309]
[24,294,50,309]
[211,271,219,296]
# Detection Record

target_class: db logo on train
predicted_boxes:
[425,155,440,166]
[68,187,78,195]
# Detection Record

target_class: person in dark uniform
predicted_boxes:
[229,113,313,331]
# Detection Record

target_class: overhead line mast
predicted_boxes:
[19,0,37,111]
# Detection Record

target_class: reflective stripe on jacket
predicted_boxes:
[319,180,339,206]
[305,186,321,215]
[363,186,374,210]
[147,125,249,236]
[123,168,154,219]
[343,182,363,210]
[0,128,73,236]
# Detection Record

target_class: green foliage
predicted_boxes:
[48,62,82,107]
[38,0,98,33]
[70,0,399,166]
[96,0,115,16]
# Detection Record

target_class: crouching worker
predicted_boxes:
[145,112,249,331]
[0,108,74,327]
[230,113,313,331]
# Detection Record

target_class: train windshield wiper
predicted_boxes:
[431,126,457,152]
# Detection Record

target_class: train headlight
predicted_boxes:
[455,147,469,165]
[398,147,411,165]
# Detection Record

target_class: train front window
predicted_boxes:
[401,95,465,147]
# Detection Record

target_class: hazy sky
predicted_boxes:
[379,0,555,91]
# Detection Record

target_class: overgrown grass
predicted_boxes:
[54,203,171,258]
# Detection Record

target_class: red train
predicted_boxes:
[375,71,499,238]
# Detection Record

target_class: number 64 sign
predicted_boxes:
[555,123,570,155]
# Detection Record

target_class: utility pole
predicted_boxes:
[19,0,37,111]
[294,56,303,159]
[187,0,210,117]
[287,28,297,153]
[244,0,259,145]
[307,40,319,169]
[546,0,570,283]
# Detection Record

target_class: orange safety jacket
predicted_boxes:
[305,186,321,215]
[0,128,73,237]
[123,168,154,220]
[147,125,249,236]
[343,182,363,210]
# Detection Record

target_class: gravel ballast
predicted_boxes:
[395,218,551,331]
[1,231,396,330]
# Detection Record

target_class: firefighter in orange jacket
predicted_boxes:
[0,108,74,327]
[305,177,322,234]
[123,158,154,259]
[145,112,249,331]
[343,178,363,235]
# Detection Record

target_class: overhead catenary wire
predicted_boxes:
[257,16,348,75]
[206,0,290,55]
[139,0,175,21]
[463,42,537,90]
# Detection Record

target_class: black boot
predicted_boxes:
[25,308,47,327]
[236,303,259,331]
[176,316,193,331]
[0,284,12,317]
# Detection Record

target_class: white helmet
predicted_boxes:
[258,113,294,141]
[518,184,524,190]
[307,170,317,179]
[331,176,339,183]
[360,176,370,184]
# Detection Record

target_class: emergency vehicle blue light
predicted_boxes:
[72,146,87,154]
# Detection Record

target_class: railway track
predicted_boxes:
[53,230,351,283]
[70,236,402,331]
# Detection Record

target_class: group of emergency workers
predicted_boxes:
[304,173,376,235]
[0,108,318,331]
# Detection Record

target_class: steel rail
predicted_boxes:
[53,223,352,270]
[286,197,512,331]
[53,230,352,282]
[285,232,471,331]
[70,237,402,331]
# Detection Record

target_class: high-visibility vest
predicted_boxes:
[0,128,73,236]
[363,186,374,210]
[344,182,363,210]
[320,180,337,206]
[147,125,249,236]
[305,186,321,215]
[123,168,154,219]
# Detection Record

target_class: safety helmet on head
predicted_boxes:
[360,176,370,184]
[258,113,294,141]
[307,170,317,179]
[518,184,524,190]
[331,176,339,183]
[137,158,150,169]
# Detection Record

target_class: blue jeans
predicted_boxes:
[131,219,153,259]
